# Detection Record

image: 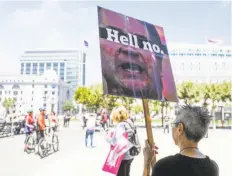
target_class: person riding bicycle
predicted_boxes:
[37,108,46,141]
[24,109,35,150]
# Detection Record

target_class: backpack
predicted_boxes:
[124,120,141,157]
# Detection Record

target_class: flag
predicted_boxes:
[84,40,89,47]
[207,38,223,45]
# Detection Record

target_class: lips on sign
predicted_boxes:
[98,6,178,102]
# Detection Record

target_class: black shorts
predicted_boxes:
[39,130,45,138]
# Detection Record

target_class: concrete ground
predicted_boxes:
[0,121,231,176]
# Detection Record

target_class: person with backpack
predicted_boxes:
[106,106,141,176]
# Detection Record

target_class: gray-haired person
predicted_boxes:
[143,105,219,176]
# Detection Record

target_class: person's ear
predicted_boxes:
[177,123,184,136]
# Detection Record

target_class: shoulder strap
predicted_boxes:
[124,120,135,131]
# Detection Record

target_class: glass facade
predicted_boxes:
[46,63,51,70]
[26,63,31,74]
[60,62,65,80]
[53,62,58,73]
[21,63,24,74]
[39,63,44,74]
[32,63,38,74]
[20,50,83,94]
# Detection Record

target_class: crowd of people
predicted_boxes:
[82,105,219,176]
[21,104,220,176]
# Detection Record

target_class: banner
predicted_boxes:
[102,132,130,175]
[98,6,178,102]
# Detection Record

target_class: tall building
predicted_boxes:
[20,50,85,94]
[168,43,232,84]
[0,70,71,116]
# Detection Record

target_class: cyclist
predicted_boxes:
[24,109,35,151]
[50,111,59,132]
[37,108,46,141]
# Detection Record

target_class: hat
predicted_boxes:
[39,108,46,111]
[27,109,33,113]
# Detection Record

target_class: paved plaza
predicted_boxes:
[0,121,231,176]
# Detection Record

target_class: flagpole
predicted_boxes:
[78,41,88,115]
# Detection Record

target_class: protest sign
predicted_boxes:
[98,6,178,102]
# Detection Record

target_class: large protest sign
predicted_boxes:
[98,6,178,102]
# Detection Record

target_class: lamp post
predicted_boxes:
[160,100,165,127]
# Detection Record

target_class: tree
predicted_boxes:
[74,87,92,106]
[120,97,135,112]
[2,98,15,115]
[177,81,200,105]
[131,104,143,114]
[63,100,75,112]
[102,95,120,112]
[150,100,161,115]
[201,83,221,129]
[220,81,232,104]
[74,84,104,112]
[88,84,104,112]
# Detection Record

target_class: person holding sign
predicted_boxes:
[104,106,140,176]
[142,105,219,176]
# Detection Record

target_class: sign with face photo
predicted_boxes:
[98,6,178,102]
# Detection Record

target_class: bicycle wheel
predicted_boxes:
[52,134,59,152]
[25,135,35,154]
[38,138,47,158]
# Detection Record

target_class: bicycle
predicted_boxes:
[24,130,37,154]
[38,126,59,158]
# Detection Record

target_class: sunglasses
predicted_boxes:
[171,121,185,129]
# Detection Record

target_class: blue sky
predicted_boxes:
[0,0,231,85]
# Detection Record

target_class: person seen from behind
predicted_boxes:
[107,106,140,176]
[101,111,108,131]
[37,108,46,142]
[85,113,96,147]
[50,111,59,132]
[163,117,170,134]
[24,109,35,151]
[143,105,219,176]
[82,113,88,130]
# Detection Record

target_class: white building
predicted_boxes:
[20,50,86,94]
[168,43,232,84]
[0,70,71,116]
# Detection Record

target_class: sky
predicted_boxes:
[0,0,231,85]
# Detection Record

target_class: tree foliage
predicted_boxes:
[102,95,120,112]
[2,98,15,114]
[131,104,143,114]
[74,87,92,105]
[177,81,200,105]
[74,81,232,116]
[63,100,75,112]
[120,97,135,111]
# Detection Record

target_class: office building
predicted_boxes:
[20,50,85,94]
[168,43,232,84]
[0,70,71,116]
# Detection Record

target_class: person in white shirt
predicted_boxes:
[85,113,96,147]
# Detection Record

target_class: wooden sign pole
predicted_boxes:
[142,98,154,145]
[142,98,154,176]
